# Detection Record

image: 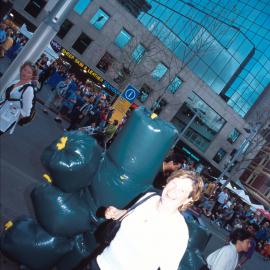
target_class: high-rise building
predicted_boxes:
[138,0,270,118]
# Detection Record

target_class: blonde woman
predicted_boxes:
[0,61,37,135]
[88,170,204,270]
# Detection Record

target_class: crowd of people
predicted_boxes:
[0,22,28,60]
[34,55,127,146]
[154,154,270,266]
[200,185,270,259]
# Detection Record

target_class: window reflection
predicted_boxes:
[115,29,132,49]
[90,8,110,30]
[151,63,168,80]
[172,92,226,152]
[74,0,91,15]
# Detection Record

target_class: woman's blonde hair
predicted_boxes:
[166,169,204,212]
[20,61,37,79]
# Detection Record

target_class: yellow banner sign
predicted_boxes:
[61,48,103,83]
[110,97,131,123]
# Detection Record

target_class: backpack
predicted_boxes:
[3,83,36,126]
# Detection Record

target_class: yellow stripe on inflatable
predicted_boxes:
[56,136,68,150]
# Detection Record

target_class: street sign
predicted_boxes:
[122,84,140,103]
[110,97,131,124]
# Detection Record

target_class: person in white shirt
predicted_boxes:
[88,170,204,270]
[211,188,229,217]
[217,189,229,205]
[0,61,37,135]
[204,228,251,270]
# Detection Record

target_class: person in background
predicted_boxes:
[255,221,269,242]
[212,188,229,215]
[87,170,204,270]
[0,28,13,57]
[0,61,37,135]
[204,181,218,198]
[237,223,258,269]
[66,95,95,131]
[153,154,181,189]
[103,119,119,146]
[203,228,251,270]
[38,61,58,90]
[42,77,71,114]
[54,87,78,123]
[0,23,7,45]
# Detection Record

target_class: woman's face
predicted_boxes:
[20,65,33,81]
[161,177,193,210]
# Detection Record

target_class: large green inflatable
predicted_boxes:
[41,131,102,193]
[0,217,73,270]
[31,183,93,237]
[1,107,211,269]
[91,107,178,209]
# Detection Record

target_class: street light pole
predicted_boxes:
[219,125,261,188]
[0,0,77,92]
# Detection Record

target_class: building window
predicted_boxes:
[115,29,132,49]
[227,128,241,144]
[90,8,110,30]
[57,19,73,39]
[72,33,92,54]
[113,66,131,84]
[151,63,168,80]
[167,76,183,94]
[172,92,226,152]
[151,97,167,115]
[213,148,227,163]
[132,44,146,63]
[74,0,91,15]
[24,0,47,17]
[139,84,152,103]
[96,52,115,73]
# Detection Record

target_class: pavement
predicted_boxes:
[0,56,269,269]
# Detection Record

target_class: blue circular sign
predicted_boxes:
[124,88,137,101]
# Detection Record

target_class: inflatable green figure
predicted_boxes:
[1,107,211,270]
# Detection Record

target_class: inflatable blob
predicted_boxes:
[0,217,73,270]
[31,183,92,237]
[108,107,178,181]
[90,155,150,208]
[186,220,211,251]
[91,107,178,208]
[57,230,96,270]
[41,131,102,193]
[179,249,206,270]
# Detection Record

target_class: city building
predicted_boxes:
[4,1,270,185]
[239,84,270,208]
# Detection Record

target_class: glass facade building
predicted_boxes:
[137,0,270,117]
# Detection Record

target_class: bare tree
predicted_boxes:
[106,1,244,115]
[224,108,270,181]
